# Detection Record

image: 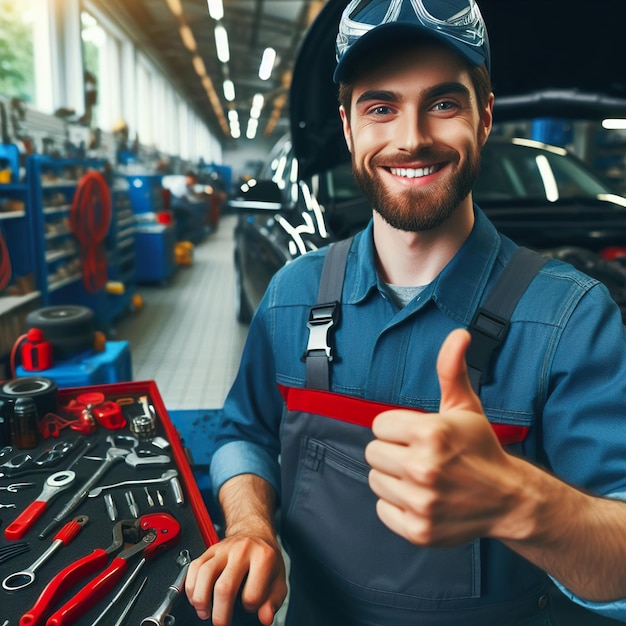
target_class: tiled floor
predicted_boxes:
[114,214,249,410]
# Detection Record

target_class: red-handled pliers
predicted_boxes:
[19,512,180,626]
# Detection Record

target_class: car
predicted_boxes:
[231,132,626,323]
[231,0,626,324]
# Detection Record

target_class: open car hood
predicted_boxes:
[291,0,626,179]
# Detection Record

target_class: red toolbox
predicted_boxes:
[0,380,220,625]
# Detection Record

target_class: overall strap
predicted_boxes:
[304,237,353,390]
[466,247,549,392]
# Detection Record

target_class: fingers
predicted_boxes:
[185,539,287,626]
[436,328,482,414]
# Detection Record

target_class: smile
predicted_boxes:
[388,165,441,179]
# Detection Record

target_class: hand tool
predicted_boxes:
[87,468,178,498]
[125,449,170,468]
[0,542,30,565]
[0,437,85,479]
[104,493,117,521]
[140,549,191,626]
[0,482,35,492]
[38,437,132,539]
[88,558,146,626]
[20,513,181,626]
[170,475,184,507]
[2,516,88,591]
[0,502,15,508]
[112,576,148,626]
[4,470,76,540]
[125,491,139,518]
[144,487,154,507]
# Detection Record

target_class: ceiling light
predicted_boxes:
[258,47,276,80]
[179,25,196,52]
[252,93,264,110]
[207,0,224,20]
[228,110,239,122]
[214,25,230,63]
[166,0,183,17]
[602,119,626,130]
[223,79,235,101]
[193,55,206,77]
[246,118,258,139]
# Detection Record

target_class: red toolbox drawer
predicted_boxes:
[0,379,220,625]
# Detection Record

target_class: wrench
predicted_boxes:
[87,469,179,498]
[38,442,131,539]
[4,471,76,541]
[0,482,34,493]
[2,516,88,591]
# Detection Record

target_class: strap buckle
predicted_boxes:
[466,308,510,381]
[303,302,339,361]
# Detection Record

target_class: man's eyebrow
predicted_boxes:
[427,82,471,100]
[355,90,398,106]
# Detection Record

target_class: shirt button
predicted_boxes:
[537,594,549,609]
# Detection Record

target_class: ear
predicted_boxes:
[478,93,495,148]
[339,105,353,154]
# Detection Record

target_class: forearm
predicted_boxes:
[497,456,626,602]
[220,473,279,542]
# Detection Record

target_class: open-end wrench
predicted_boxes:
[38,443,131,539]
[2,516,88,591]
[87,469,179,498]
[4,471,76,541]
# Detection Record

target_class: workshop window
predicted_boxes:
[0,0,36,102]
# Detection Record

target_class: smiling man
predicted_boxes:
[186,1,626,625]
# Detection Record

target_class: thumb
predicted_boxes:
[437,329,483,414]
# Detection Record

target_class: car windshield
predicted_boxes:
[325,138,618,206]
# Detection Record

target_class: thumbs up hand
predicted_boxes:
[365,329,522,547]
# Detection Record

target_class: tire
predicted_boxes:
[25,305,95,359]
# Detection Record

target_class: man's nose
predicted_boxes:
[398,113,433,154]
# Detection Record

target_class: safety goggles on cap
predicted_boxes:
[334,0,490,83]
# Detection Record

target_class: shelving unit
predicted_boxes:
[27,155,137,332]
[0,144,42,364]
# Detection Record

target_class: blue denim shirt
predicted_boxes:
[211,207,626,620]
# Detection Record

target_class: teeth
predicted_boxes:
[390,165,437,178]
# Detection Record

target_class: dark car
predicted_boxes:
[232,0,626,323]
[232,133,626,322]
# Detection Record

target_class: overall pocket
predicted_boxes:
[283,437,482,606]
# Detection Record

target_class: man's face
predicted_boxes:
[340,42,493,233]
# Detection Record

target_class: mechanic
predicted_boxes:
[185,1,626,624]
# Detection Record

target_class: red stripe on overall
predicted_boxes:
[278,385,529,445]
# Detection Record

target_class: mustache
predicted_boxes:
[369,148,458,168]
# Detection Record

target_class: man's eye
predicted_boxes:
[369,105,393,116]
[432,101,457,112]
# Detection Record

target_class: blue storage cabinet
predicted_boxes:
[0,144,43,362]
[126,174,177,283]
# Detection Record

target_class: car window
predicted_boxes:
[475,140,611,203]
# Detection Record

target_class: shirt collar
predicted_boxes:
[346,207,502,325]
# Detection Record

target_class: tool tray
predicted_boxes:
[0,380,219,626]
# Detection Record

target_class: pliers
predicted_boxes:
[20,512,181,626]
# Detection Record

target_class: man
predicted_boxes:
[186,1,626,624]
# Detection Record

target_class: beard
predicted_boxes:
[351,146,481,233]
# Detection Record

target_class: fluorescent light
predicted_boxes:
[246,118,258,139]
[214,25,230,63]
[207,0,224,20]
[602,119,626,130]
[179,25,196,52]
[258,47,276,80]
[166,0,183,17]
[252,93,264,109]
[228,110,239,122]
[223,80,235,101]
[192,55,206,77]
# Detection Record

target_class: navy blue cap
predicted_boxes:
[334,0,490,83]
